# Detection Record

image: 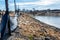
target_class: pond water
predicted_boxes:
[35,16,60,28]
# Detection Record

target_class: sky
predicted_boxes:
[0,0,60,11]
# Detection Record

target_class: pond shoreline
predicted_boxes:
[31,16,60,31]
[34,16,60,29]
[28,14,60,30]
[33,17,60,31]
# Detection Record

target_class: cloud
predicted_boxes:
[8,0,60,10]
[39,0,60,5]
[9,0,60,6]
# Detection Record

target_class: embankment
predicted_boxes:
[18,13,60,40]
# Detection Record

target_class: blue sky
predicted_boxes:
[0,0,60,11]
